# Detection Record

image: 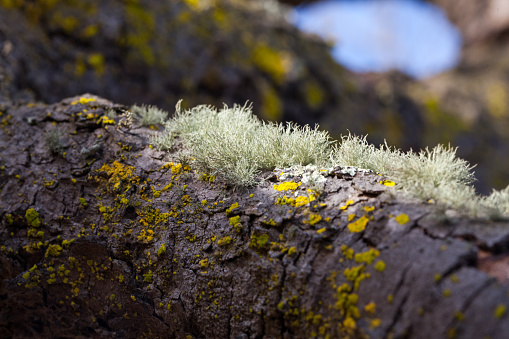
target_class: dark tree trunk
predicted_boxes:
[0,95,508,339]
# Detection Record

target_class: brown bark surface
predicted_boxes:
[1,95,509,338]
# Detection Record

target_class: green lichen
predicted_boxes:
[143,270,153,283]
[229,216,243,232]
[217,236,232,247]
[354,248,380,265]
[45,244,63,257]
[79,197,88,208]
[25,208,41,228]
[249,233,269,250]
[157,243,166,256]
[226,202,239,216]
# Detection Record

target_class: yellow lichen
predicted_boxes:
[494,304,507,319]
[364,302,376,315]
[347,216,369,233]
[395,213,410,225]
[273,181,301,192]
[341,245,354,260]
[71,97,96,105]
[96,161,137,192]
[370,318,381,329]
[45,244,63,257]
[380,180,395,187]
[226,202,239,215]
[137,229,154,243]
[340,200,354,210]
[217,236,232,247]
[25,208,41,228]
[303,213,322,226]
[374,261,386,272]
[157,243,166,256]
[354,248,380,265]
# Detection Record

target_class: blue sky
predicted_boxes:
[292,0,462,79]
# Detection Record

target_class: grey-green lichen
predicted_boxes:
[150,101,509,219]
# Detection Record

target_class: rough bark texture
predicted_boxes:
[1,95,509,338]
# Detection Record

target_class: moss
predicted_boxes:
[25,208,41,228]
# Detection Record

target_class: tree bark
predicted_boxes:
[1,95,509,339]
